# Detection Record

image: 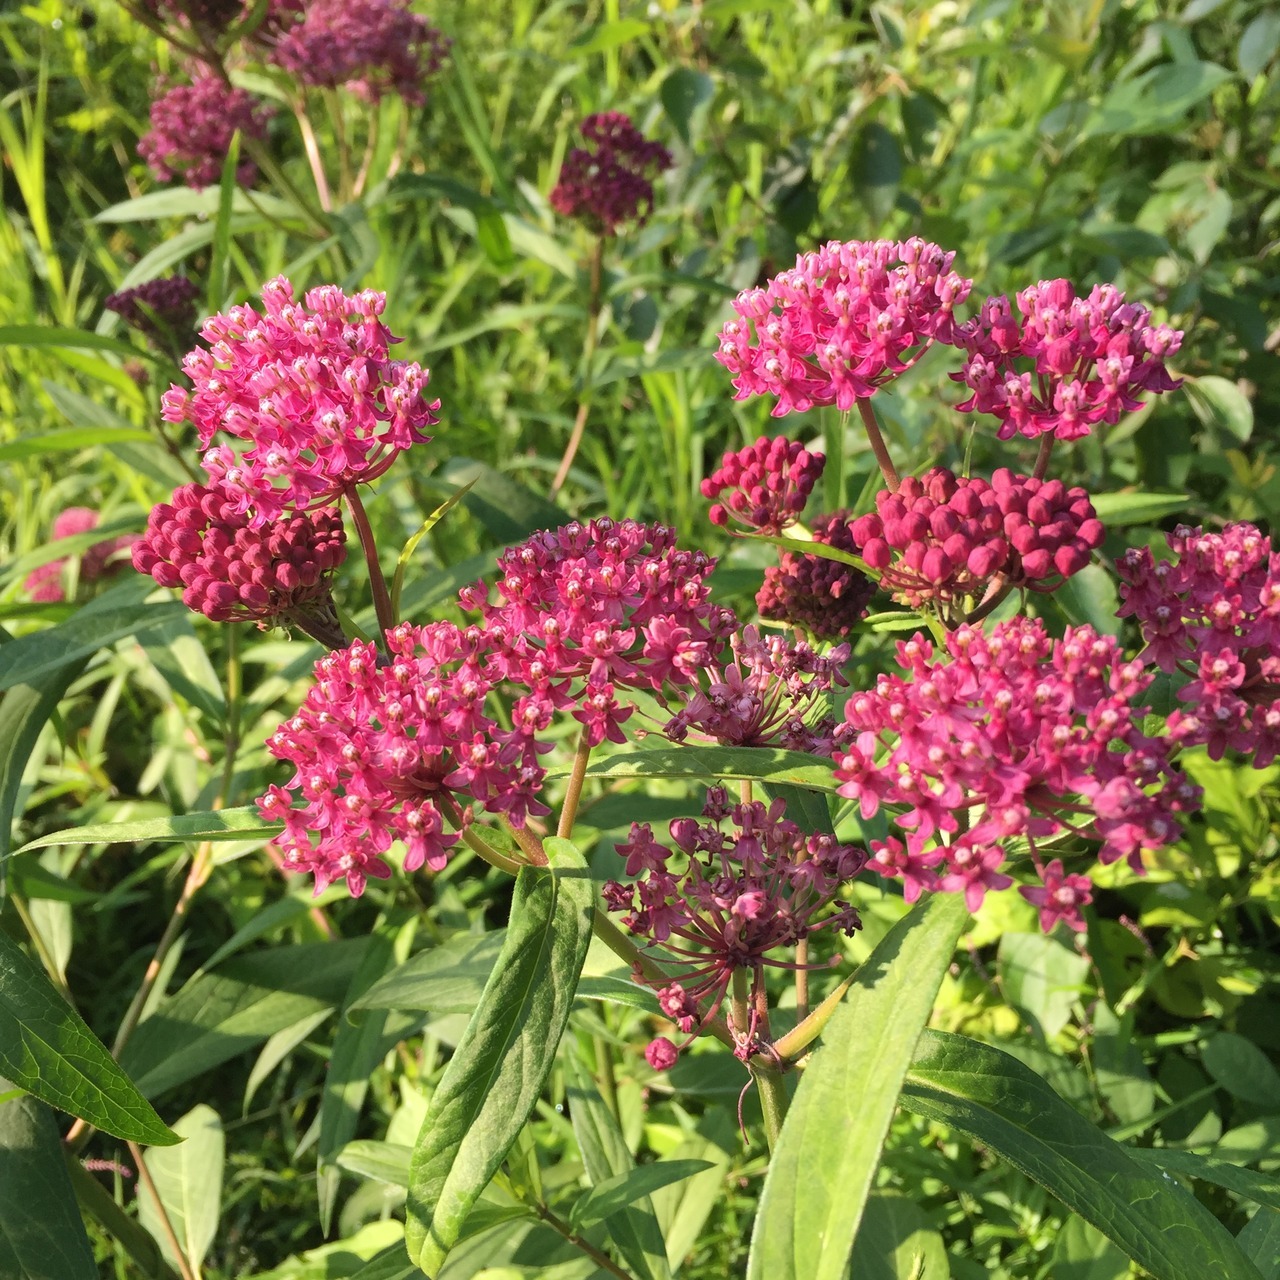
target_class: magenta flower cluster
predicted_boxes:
[270,0,449,104]
[702,434,825,533]
[162,276,439,526]
[715,238,972,416]
[833,618,1197,930]
[461,518,737,747]
[954,280,1183,441]
[849,468,1105,617]
[549,112,672,237]
[23,509,137,603]
[138,73,271,189]
[664,625,851,757]
[104,276,200,344]
[1118,523,1280,766]
[132,481,346,626]
[757,510,874,640]
[603,789,866,1063]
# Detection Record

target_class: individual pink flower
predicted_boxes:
[270,0,450,105]
[757,510,875,640]
[138,73,271,189]
[833,618,1197,922]
[715,238,972,416]
[1117,522,1280,766]
[550,112,672,236]
[162,276,439,526]
[645,1037,679,1071]
[132,480,347,644]
[953,280,1182,441]
[104,276,200,347]
[849,467,1105,624]
[702,434,825,533]
[258,621,549,895]
[23,508,138,602]
[605,789,866,1062]
[1020,859,1093,933]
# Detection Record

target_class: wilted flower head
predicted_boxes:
[132,480,347,640]
[702,434,825,533]
[1118,522,1280,766]
[259,621,549,895]
[715,238,972,416]
[604,790,865,1060]
[849,468,1105,624]
[664,624,851,757]
[757,510,874,640]
[139,73,271,189]
[270,0,449,104]
[162,276,439,525]
[23,508,137,602]
[953,280,1182,441]
[549,112,672,236]
[834,618,1197,927]
[105,276,199,347]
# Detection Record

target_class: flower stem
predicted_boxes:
[794,937,810,1023]
[750,1063,789,1152]
[557,729,593,840]
[856,397,901,492]
[534,1203,639,1280]
[345,486,396,647]
[292,98,333,212]
[1032,434,1055,480]
[551,236,605,497]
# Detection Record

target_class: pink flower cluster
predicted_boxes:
[132,481,346,631]
[664,625,851,757]
[23,509,137,603]
[259,621,549,895]
[1117,523,1280,766]
[138,73,271,189]
[549,112,672,236]
[270,0,449,105]
[603,789,866,1062]
[953,280,1183,441]
[162,276,439,525]
[833,618,1197,930]
[460,519,737,747]
[715,238,972,416]
[105,276,199,345]
[849,468,1105,619]
[757,510,874,640]
[702,434,825,533]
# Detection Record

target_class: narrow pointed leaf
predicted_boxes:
[570,1160,714,1230]
[15,806,281,856]
[137,1104,224,1276]
[576,745,837,793]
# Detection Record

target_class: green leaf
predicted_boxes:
[337,1139,413,1187]
[15,806,280,857]
[119,941,365,1097]
[569,1160,713,1230]
[0,931,177,1144]
[1083,61,1233,137]
[661,68,714,145]
[405,837,594,1275]
[576,745,837,794]
[0,325,151,360]
[1130,1148,1280,1212]
[93,186,297,224]
[0,426,153,462]
[389,480,477,620]
[207,130,241,313]
[850,1192,950,1280]
[901,1030,1266,1280]
[1238,13,1280,80]
[1049,1215,1131,1280]
[997,931,1090,1041]
[1202,1032,1280,1108]
[1185,376,1254,443]
[354,932,505,1013]
[433,457,570,543]
[852,122,904,223]
[571,18,650,53]
[1089,491,1190,525]
[0,1084,97,1280]
[1238,1208,1280,1280]
[747,892,970,1280]
[137,1104,224,1276]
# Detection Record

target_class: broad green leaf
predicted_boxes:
[569,1160,713,1230]
[93,186,297,224]
[354,932,505,1013]
[0,931,177,1144]
[997,931,1090,1041]
[571,18,650,54]
[1089,492,1190,524]
[576,745,837,793]
[137,1104,224,1277]
[16,806,281,856]
[433,457,570,543]
[747,892,970,1280]
[852,122,904,223]
[1130,1148,1280,1212]
[1202,1033,1280,1108]
[119,941,365,1097]
[901,1030,1266,1280]
[1238,1208,1280,1280]
[1239,13,1280,80]
[0,1083,97,1280]
[1185,376,1254,443]
[661,67,713,145]
[405,837,594,1275]
[0,325,149,359]
[1082,61,1232,137]
[0,426,153,461]
[850,1192,950,1280]
[337,1139,413,1187]
[1049,1214,1130,1280]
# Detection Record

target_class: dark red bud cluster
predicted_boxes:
[850,468,1104,610]
[702,435,825,533]
[757,511,874,640]
[133,481,346,623]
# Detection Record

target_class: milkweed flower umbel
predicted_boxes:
[23,508,138,602]
[715,238,972,416]
[833,618,1197,928]
[162,276,439,525]
[549,112,672,236]
[953,280,1182,441]
[1117,523,1280,766]
[104,276,200,346]
[702,435,825,533]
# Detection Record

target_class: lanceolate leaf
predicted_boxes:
[405,837,594,1276]
[746,892,970,1280]
[0,931,177,1144]
[576,745,838,793]
[0,1083,97,1280]
[1128,1147,1280,1213]
[569,1160,714,1230]
[901,1030,1266,1280]
[137,1104,224,1277]
[15,806,282,857]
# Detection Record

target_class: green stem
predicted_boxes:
[345,486,396,647]
[557,729,592,840]
[593,1032,620,1120]
[731,966,750,1042]
[856,397,901,491]
[551,236,605,496]
[750,1064,789,1152]
[794,937,809,1024]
